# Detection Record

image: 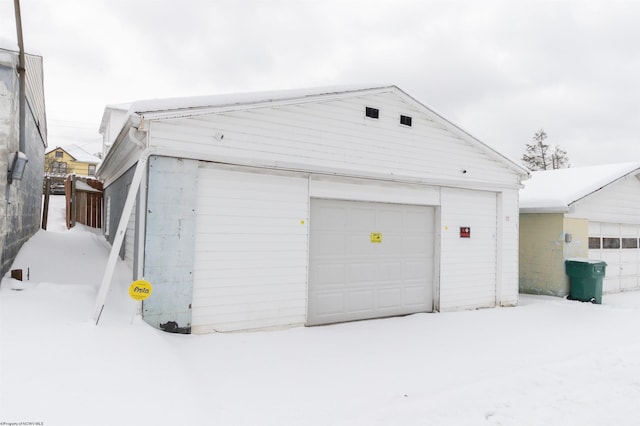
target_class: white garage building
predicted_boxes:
[96,85,528,333]
[520,162,640,296]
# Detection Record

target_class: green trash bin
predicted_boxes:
[565,259,607,304]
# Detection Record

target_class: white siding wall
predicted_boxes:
[439,188,498,311]
[498,189,520,306]
[568,174,640,224]
[191,165,310,333]
[124,199,136,270]
[24,54,47,142]
[309,175,440,206]
[148,91,519,188]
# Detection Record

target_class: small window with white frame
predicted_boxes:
[588,237,601,249]
[603,237,621,249]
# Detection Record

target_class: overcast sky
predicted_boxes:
[2,0,639,166]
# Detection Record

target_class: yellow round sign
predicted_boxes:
[128,280,153,301]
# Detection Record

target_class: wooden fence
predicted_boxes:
[65,176,103,229]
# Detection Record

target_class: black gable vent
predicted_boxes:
[365,107,379,119]
[400,115,412,127]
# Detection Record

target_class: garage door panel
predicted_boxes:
[378,235,403,253]
[312,234,346,256]
[308,199,434,325]
[349,208,376,228]
[378,210,403,228]
[379,262,403,280]
[621,277,638,290]
[378,288,402,308]
[313,293,344,316]
[316,206,346,228]
[406,211,430,230]
[603,279,619,293]
[404,286,429,305]
[346,291,375,312]
[405,261,428,279]
[601,223,620,234]
[348,234,376,255]
[405,236,429,254]
[313,264,346,285]
[621,224,639,236]
[588,221,640,294]
[349,262,378,283]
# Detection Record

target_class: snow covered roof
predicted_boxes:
[47,144,101,164]
[520,162,640,213]
[75,180,101,192]
[126,84,390,117]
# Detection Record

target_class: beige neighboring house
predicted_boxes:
[519,162,640,297]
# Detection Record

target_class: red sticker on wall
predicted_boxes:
[460,227,471,238]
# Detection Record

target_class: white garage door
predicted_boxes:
[308,199,435,325]
[588,222,640,293]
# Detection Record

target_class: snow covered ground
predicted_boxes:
[2,196,640,425]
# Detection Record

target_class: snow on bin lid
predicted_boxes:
[566,258,607,264]
[520,162,640,213]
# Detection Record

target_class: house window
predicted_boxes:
[365,107,379,119]
[52,161,67,174]
[588,237,601,249]
[55,151,63,158]
[622,238,638,249]
[400,115,412,127]
[88,165,96,176]
[603,237,621,249]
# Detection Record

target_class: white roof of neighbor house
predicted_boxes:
[47,144,101,164]
[520,162,640,212]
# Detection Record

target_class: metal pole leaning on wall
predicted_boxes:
[93,151,149,324]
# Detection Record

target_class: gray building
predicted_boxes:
[0,45,47,276]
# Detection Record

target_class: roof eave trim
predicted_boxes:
[520,206,570,214]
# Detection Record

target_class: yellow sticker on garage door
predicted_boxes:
[128,279,153,300]
[370,232,382,243]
